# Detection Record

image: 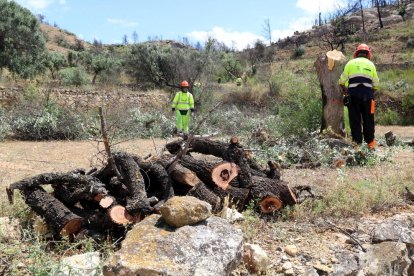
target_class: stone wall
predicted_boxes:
[0,86,170,111]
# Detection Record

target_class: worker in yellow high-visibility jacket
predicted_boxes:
[171,80,195,134]
[339,43,379,150]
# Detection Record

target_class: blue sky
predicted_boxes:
[15,0,346,50]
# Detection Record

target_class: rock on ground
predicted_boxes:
[54,252,102,276]
[103,214,243,276]
[0,217,21,242]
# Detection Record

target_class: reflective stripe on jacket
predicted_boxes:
[172,91,194,110]
[339,57,379,91]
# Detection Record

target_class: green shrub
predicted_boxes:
[59,67,89,86]
[10,102,90,140]
[120,109,175,138]
[293,45,305,59]
[276,93,322,137]
[376,108,402,125]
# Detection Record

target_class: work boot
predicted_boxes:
[368,140,376,151]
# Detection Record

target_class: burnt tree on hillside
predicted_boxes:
[374,0,385,28]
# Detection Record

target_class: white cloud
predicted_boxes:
[107,18,139,28]
[296,0,346,14]
[187,27,264,51]
[15,0,54,10]
[269,16,314,42]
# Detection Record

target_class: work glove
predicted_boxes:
[190,109,195,117]
[172,108,175,112]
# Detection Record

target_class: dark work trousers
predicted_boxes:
[348,95,375,144]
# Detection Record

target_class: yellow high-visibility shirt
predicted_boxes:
[172,91,194,110]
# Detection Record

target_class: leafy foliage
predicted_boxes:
[0,0,46,77]
[125,40,214,89]
[59,67,89,86]
[10,102,91,140]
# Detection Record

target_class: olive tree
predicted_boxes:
[0,0,46,77]
[125,41,214,89]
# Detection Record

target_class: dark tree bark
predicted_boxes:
[249,176,297,207]
[315,52,346,136]
[375,0,384,28]
[113,152,152,215]
[165,137,228,157]
[21,187,82,236]
[212,186,250,212]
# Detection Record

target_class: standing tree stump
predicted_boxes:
[315,50,347,136]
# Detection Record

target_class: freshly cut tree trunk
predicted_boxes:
[211,162,239,190]
[259,196,283,214]
[108,205,139,225]
[187,182,222,212]
[315,51,347,136]
[99,196,116,209]
[180,155,239,190]
[250,176,297,207]
[22,187,82,236]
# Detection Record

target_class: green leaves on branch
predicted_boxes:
[0,0,46,78]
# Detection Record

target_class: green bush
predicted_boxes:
[376,108,402,125]
[59,67,89,86]
[276,93,322,137]
[120,109,175,138]
[10,102,91,140]
[293,45,306,59]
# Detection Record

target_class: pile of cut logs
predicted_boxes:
[6,136,301,238]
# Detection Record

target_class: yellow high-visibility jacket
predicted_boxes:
[339,57,379,98]
[172,91,194,111]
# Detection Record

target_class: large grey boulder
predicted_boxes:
[372,213,414,245]
[333,242,410,275]
[159,196,212,228]
[103,214,243,276]
[358,242,410,275]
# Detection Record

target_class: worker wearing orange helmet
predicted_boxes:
[171,80,195,134]
[339,43,379,149]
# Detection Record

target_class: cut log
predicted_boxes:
[113,152,153,215]
[265,161,281,180]
[8,172,107,194]
[180,155,239,190]
[315,51,347,136]
[134,158,174,201]
[21,187,82,236]
[223,138,253,188]
[213,186,250,212]
[169,164,200,187]
[187,182,222,212]
[211,162,239,190]
[260,196,283,214]
[99,196,115,209]
[166,138,228,157]
[250,176,297,207]
[52,176,109,207]
[108,205,139,225]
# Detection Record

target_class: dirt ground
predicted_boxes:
[0,125,411,186]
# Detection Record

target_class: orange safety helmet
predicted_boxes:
[353,43,372,60]
[180,80,189,87]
